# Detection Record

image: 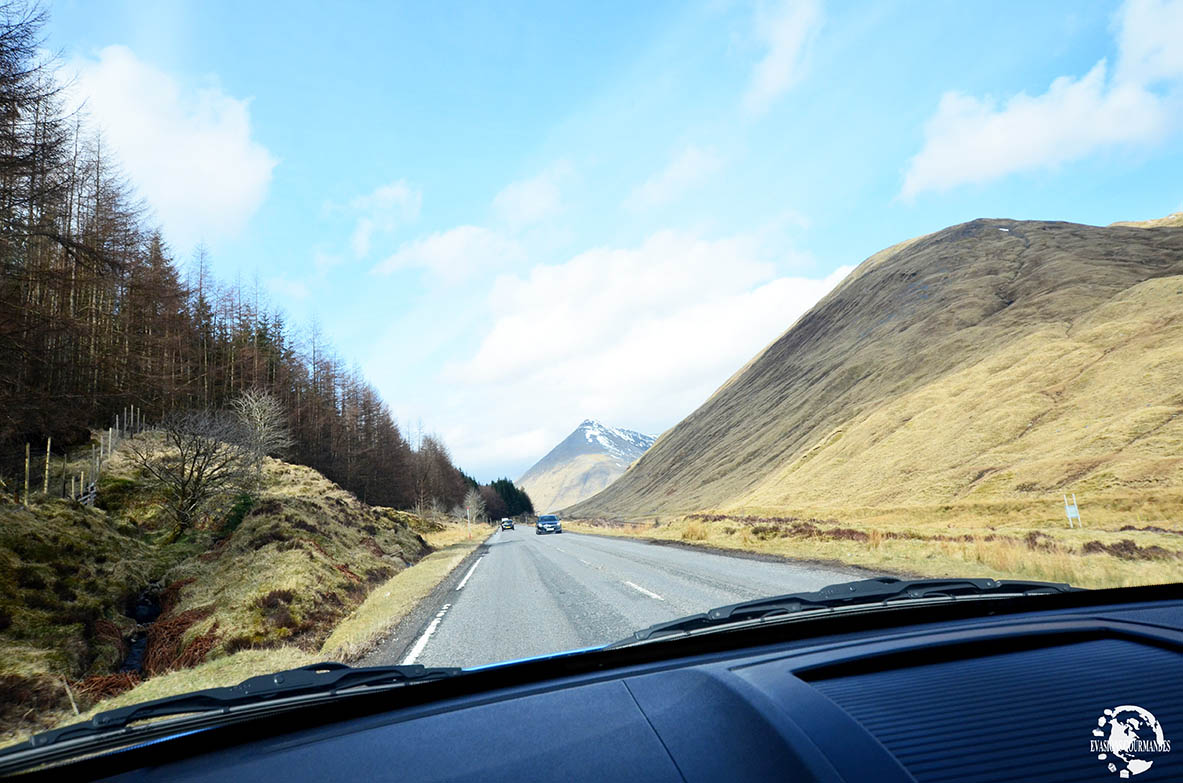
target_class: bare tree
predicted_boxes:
[231,388,292,484]
[463,486,486,524]
[0,1,473,506]
[128,409,251,532]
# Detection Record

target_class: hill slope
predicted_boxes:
[568,218,1183,517]
[1110,212,1183,228]
[518,420,655,512]
[0,446,430,741]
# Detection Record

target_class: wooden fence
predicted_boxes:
[18,405,149,507]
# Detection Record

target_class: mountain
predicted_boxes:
[518,420,655,513]
[568,217,1183,518]
[1110,212,1183,228]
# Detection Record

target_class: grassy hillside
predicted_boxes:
[569,218,1183,518]
[0,439,437,743]
[565,218,1183,587]
[60,521,490,731]
[521,452,621,512]
[146,456,429,663]
[1110,212,1183,228]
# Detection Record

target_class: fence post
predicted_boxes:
[43,436,51,495]
[61,451,67,498]
[24,442,30,506]
[71,475,75,499]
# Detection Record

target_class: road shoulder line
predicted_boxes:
[361,537,493,666]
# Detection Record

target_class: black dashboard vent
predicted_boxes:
[808,639,1182,783]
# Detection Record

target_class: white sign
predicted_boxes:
[1065,494,1082,528]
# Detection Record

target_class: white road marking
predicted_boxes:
[455,557,484,591]
[402,603,451,664]
[623,581,665,601]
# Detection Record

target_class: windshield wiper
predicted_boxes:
[6,662,460,757]
[612,577,1081,647]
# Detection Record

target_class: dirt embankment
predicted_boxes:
[0,451,435,743]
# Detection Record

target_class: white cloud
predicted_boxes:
[371,226,522,284]
[348,180,422,257]
[901,0,1183,199]
[1115,0,1183,86]
[437,230,851,476]
[743,0,823,116]
[624,145,723,210]
[492,162,572,229]
[65,45,276,248]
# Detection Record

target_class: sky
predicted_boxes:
[45,0,1183,481]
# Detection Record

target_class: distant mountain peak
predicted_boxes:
[517,419,656,512]
[576,419,655,464]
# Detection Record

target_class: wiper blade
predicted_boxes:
[10,662,460,753]
[613,577,1081,646]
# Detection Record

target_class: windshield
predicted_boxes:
[2,0,1182,750]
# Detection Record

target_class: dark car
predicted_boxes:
[536,514,562,534]
[501,518,514,530]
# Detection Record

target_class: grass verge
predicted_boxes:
[565,500,1183,589]
[51,523,491,732]
[322,526,491,661]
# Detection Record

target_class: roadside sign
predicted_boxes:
[1064,494,1082,528]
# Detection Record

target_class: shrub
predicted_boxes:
[257,589,295,609]
[96,478,139,515]
[220,494,256,536]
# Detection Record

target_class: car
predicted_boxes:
[500,518,514,530]
[535,514,562,534]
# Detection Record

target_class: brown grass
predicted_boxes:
[321,525,492,662]
[51,523,493,735]
[565,500,1183,589]
[0,454,442,746]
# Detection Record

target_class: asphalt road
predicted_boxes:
[366,527,871,669]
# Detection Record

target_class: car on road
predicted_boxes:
[536,514,562,534]
[500,518,514,530]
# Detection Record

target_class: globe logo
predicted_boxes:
[1091,705,1172,778]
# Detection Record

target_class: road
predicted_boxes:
[365,527,871,669]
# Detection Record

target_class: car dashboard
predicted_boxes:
[14,585,1183,782]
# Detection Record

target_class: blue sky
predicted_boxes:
[47,0,1183,480]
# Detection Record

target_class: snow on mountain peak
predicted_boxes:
[577,419,654,464]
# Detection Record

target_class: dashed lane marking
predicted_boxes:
[623,581,665,601]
